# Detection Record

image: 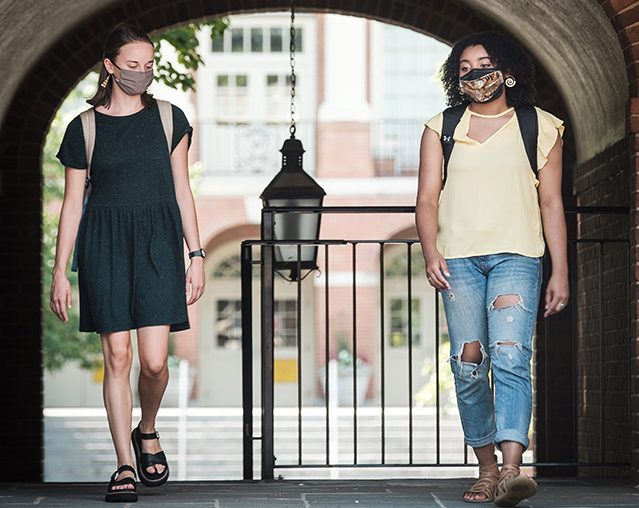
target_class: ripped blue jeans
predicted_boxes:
[440,253,543,451]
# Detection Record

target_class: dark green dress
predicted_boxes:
[56,101,193,334]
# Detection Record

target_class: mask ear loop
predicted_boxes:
[459,70,505,103]
[105,59,121,86]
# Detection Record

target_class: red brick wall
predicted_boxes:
[598,0,639,482]
[573,140,630,475]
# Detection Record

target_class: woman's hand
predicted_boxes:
[185,257,205,305]
[425,249,451,290]
[50,268,72,323]
[544,271,569,317]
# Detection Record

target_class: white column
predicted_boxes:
[318,14,371,122]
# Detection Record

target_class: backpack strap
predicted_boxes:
[440,104,467,187]
[156,99,174,154]
[515,104,538,175]
[72,108,95,273]
[438,103,539,186]
[79,108,96,186]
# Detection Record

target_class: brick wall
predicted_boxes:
[598,0,639,482]
[573,139,630,475]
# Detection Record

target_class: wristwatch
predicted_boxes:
[188,248,206,259]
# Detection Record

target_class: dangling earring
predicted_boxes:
[505,75,516,88]
[100,74,111,89]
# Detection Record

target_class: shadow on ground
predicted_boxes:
[1,478,638,507]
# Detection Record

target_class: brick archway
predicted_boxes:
[0,0,636,481]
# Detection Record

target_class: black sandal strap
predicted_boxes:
[141,451,167,467]
[110,464,136,481]
[135,423,161,440]
[109,477,137,489]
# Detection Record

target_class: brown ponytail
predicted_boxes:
[87,23,156,109]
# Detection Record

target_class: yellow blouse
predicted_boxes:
[424,105,564,259]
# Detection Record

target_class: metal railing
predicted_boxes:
[198,118,426,177]
[241,205,631,480]
[199,120,315,176]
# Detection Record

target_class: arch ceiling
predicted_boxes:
[0,0,626,164]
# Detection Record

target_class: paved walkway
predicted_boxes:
[1,478,638,507]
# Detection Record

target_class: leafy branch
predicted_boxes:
[151,18,229,92]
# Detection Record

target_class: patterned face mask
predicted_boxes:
[459,68,505,103]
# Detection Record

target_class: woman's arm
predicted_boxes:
[50,168,86,322]
[537,134,569,316]
[171,134,205,305]
[415,126,450,289]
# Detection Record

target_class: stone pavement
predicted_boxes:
[1,478,638,507]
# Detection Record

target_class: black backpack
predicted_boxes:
[440,103,538,187]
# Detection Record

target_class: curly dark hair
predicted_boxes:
[439,31,536,108]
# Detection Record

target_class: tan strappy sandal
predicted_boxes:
[463,456,500,503]
[494,464,537,507]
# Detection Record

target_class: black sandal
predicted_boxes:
[105,464,137,503]
[131,422,170,487]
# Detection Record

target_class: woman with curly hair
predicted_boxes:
[416,31,568,506]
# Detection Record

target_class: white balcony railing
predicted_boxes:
[199,120,316,176]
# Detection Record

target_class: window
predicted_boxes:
[212,255,241,278]
[215,74,249,118]
[212,33,224,52]
[270,27,283,52]
[293,27,303,52]
[384,254,426,278]
[274,300,297,348]
[211,25,303,53]
[265,74,291,118]
[251,28,264,52]
[388,298,421,347]
[211,253,261,279]
[216,300,242,349]
[215,299,296,349]
[231,28,244,52]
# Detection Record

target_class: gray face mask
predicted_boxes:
[112,62,154,96]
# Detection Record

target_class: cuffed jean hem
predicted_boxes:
[464,431,497,449]
[494,429,529,451]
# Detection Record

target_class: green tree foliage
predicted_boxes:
[152,19,229,92]
[42,19,227,372]
[42,212,103,371]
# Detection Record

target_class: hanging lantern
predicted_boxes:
[260,137,325,279]
[260,0,325,281]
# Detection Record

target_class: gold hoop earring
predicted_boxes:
[100,74,111,89]
[505,75,516,88]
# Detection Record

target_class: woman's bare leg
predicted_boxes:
[136,324,170,475]
[500,440,524,466]
[101,330,135,490]
[463,443,499,501]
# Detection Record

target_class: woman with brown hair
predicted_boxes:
[49,23,205,502]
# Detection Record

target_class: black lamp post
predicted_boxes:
[259,0,325,281]
[260,137,325,280]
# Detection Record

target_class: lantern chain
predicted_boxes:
[289,0,296,137]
